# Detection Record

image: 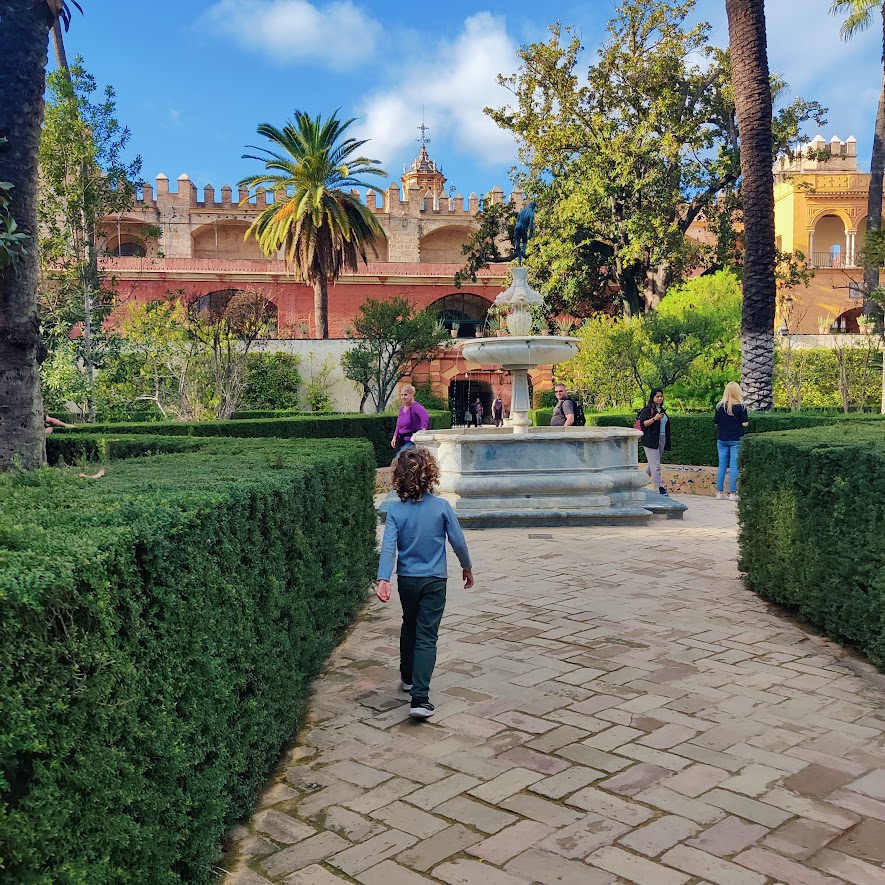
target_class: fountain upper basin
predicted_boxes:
[461,335,578,368]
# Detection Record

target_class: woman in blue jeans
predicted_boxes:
[714,382,749,500]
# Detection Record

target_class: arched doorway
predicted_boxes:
[812,214,847,268]
[427,293,492,338]
[449,376,526,426]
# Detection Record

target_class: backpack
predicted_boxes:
[635,409,643,431]
[567,397,586,427]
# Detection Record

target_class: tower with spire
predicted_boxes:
[401,117,447,200]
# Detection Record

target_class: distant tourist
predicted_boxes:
[638,387,671,496]
[44,415,73,435]
[493,395,504,427]
[391,384,430,452]
[714,382,749,501]
[376,447,474,720]
[551,384,575,426]
[473,397,483,427]
[463,406,472,427]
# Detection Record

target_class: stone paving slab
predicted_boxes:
[223,497,885,884]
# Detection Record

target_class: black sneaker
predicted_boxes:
[409,700,435,720]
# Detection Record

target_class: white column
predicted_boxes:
[846,230,856,267]
[808,230,815,266]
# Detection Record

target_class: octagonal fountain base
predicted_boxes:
[408,424,652,527]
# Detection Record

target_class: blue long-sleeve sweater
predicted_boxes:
[377,493,472,581]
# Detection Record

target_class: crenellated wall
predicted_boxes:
[105,173,524,265]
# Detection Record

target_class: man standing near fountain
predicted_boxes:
[391,384,430,452]
[551,384,576,427]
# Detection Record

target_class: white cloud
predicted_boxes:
[355,13,521,178]
[202,0,381,70]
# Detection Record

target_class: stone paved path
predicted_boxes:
[224,498,885,885]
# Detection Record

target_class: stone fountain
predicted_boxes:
[408,267,657,527]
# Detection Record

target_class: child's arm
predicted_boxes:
[376,512,399,602]
[444,504,474,589]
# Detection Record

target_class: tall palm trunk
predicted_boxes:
[0,0,53,469]
[314,277,329,339]
[873,18,885,413]
[727,0,777,411]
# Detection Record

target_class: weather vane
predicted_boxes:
[417,107,430,147]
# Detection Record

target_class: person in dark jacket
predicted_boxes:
[714,381,749,500]
[637,387,671,495]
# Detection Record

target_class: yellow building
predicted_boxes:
[774,135,874,333]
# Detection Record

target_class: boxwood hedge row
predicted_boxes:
[0,437,378,884]
[528,409,885,466]
[738,424,885,666]
[58,411,452,468]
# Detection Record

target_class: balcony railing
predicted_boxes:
[811,251,852,269]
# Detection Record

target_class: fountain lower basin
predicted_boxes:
[412,424,651,527]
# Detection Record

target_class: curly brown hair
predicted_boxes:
[392,447,440,502]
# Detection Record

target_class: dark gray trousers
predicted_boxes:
[397,576,447,702]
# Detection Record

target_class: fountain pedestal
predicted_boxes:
[413,425,651,527]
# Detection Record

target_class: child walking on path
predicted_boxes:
[376,448,474,720]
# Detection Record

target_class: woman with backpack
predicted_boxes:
[714,381,749,501]
[637,387,671,496]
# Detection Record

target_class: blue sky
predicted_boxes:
[56,0,881,200]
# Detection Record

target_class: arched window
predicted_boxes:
[190,289,278,337]
[111,240,146,258]
[426,293,492,338]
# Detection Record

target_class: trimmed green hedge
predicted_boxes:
[739,424,885,666]
[46,433,203,464]
[528,409,885,465]
[57,411,452,468]
[0,437,378,884]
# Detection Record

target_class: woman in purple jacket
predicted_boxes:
[391,384,430,452]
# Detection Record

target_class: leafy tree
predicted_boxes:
[556,271,742,408]
[239,112,387,339]
[341,297,448,412]
[189,291,276,418]
[38,57,142,422]
[726,0,777,410]
[454,200,516,288]
[483,0,825,319]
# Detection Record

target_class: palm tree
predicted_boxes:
[0,0,70,469]
[239,112,387,339]
[726,0,777,411]
[831,1,885,413]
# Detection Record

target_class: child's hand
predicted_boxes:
[463,569,474,590]
[376,580,392,602]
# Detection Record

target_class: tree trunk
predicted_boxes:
[872,18,885,413]
[727,0,777,411]
[51,17,69,73]
[313,277,329,338]
[0,1,53,469]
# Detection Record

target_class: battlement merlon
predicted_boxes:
[775,135,859,176]
[135,174,526,216]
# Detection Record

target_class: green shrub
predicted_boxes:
[739,424,885,666]
[240,352,302,410]
[57,411,452,468]
[0,437,377,884]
